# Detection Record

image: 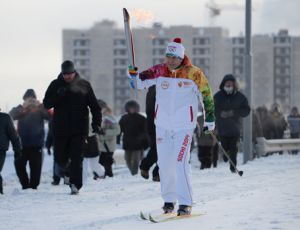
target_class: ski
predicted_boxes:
[149,212,205,223]
[139,211,176,221]
[140,211,148,220]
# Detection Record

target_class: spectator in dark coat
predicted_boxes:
[139,86,160,181]
[252,109,264,158]
[270,103,287,139]
[10,89,49,189]
[0,110,22,194]
[252,110,263,141]
[270,103,287,155]
[287,106,300,154]
[43,60,102,194]
[214,74,250,172]
[119,100,148,175]
[256,106,277,140]
[195,113,218,170]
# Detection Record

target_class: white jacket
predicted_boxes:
[137,56,215,131]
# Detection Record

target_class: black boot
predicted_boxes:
[223,155,228,162]
[140,169,149,179]
[105,166,113,177]
[177,205,192,216]
[70,184,79,195]
[93,172,105,180]
[51,180,60,185]
[152,175,160,182]
[162,202,175,214]
[230,165,236,173]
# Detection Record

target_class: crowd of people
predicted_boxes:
[0,37,299,216]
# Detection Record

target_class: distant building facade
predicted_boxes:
[63,21,300,114]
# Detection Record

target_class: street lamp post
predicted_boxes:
[243,0,253,163]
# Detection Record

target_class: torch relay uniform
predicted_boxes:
[135,39,215,211]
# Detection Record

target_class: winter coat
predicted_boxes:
[10,99,49,148]
[270,111,287,139]
[137,55,215,131]
[43,73,102,137]
[256,107,277,139]
[214,75,250,137]
[99,114,120,153]
[195,115,215,147]
[0,112,22,152]
[119,113,148,151]
[287,115,300,134]
[252,110,263,140]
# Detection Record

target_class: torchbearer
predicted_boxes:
[128,38,215,216]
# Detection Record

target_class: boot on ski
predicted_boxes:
[177,205,192,216]
[162,202,175,214]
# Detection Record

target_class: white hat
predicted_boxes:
[165,38,185,60]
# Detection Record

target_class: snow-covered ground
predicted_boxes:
[1,150,300,230]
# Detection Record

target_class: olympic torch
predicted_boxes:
[123,8,138,98]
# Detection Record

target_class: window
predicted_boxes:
[276,47,291,55]
[74,49,89,56]
[233,37,244,44]
[114,39,126,46]
[114,59,127,66]
[193,48,210,55]
[74,59,89,66]
[114,49,127,55]
[274,37,291,43]
[193,37,210,45]
[234,67,243,75]
[234,57,243,66]
[153,38,169,46]
[193,58,210,67]
[153,48,165,55]
[73,39,90,47]
[114,69,127,76]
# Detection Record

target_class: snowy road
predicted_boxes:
[0,151,300,230]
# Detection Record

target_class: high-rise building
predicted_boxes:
[63,21,300,115]
[232,29,300,112]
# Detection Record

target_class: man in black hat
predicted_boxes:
[43,60,102,194]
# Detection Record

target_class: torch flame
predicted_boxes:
[129,8,155,25]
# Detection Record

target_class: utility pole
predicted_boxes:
[243,0,253,163]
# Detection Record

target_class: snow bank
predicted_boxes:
[1,151,299,230]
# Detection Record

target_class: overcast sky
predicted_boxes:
[0,0,299,111]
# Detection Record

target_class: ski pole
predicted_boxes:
[209,131,244,177]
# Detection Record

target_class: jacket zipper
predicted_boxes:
[190,106,194,122]
[154,104,159,118]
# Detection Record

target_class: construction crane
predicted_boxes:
[205,0,245,26]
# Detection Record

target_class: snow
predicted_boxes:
[1,150,300,230]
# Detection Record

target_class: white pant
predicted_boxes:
[156,127,194,206]
[83,157,105,183]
